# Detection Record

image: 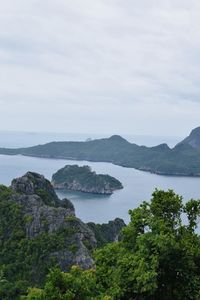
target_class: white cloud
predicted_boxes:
[0,0,200,136]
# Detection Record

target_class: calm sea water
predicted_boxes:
[1,131,198,224]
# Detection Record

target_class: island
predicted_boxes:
[51,165,123,195]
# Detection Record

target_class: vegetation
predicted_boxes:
[87,218,125,247]
[52,165,123,194]
[2,128,200,176]
[23,189,200,300]
[0,188,77,299]
[0,183,94,300]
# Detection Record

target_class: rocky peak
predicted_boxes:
[0,171,127,287]
[175,127,200,150]
[87,218,126,247]
[6,172,97,272]
[151,143,170,151]
[108,135,129,143]
[11,171,59,206]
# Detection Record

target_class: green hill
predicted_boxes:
[52,165,123,195]
[1,128,200,176]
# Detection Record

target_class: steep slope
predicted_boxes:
[0,172,96,290]
[87,218,126,247]
[175,126,200,150]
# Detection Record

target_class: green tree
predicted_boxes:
[24,266,100,300]
[24,190,200,300]
[95,190,200,299]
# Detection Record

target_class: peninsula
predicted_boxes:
[1,127,200,176]
[52,165,123,195]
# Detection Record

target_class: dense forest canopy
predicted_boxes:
[0,183,199,300]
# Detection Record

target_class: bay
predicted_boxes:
[0,154,200,224]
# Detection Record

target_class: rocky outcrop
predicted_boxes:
[53,180,117,195]
[175,127,200,150]
[87,218,126,247]
[8,172,96,271]
[11,171,60,206]
[52,165,123,195]
[0,171,127,290]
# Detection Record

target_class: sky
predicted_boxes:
[0,0,200,137]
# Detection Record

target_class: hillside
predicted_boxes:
[23,190,200,300]
[176,126,200,150]
[1,128,200,176]
[52,165,123,194]
[0,172,124,299]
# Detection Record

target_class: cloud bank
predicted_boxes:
[0,0,200,136]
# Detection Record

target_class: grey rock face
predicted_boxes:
[176,127,200,150]
[11,193,75,237]
[53,180,116,195]
[51,220,96,270]
[87,218,126,247]
[11,171,59,205]
[10,172,96,271]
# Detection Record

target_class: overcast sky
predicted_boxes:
[0,0,200,137]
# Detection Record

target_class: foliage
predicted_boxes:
[0,186,84,299]
[25,189,200,300]
[35,189,56,206]
[23,267,98,300]
[87,218,125,248]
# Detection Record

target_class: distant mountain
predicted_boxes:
[1,128,200,176]
[175,127,200,150]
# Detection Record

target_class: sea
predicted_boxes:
[0,131,200,225]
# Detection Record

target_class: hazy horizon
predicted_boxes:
[0,129,182,148]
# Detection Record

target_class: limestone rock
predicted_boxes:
[87,218,126,247]
[9,172,96,271]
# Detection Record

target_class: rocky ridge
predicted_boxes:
[87,218,126,247]
[0,172,125,287]
[8,172,96,272]
[176,126,200,150]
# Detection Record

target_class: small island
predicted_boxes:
[52,165,123,195]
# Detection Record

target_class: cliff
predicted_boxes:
[0,171,127,299]
[87,218,126,247]
[175,126,200,150]
[0,172,97,288]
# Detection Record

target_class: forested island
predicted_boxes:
[52,165,123,195]
[1,127,200,176]
[0,172,199,299]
